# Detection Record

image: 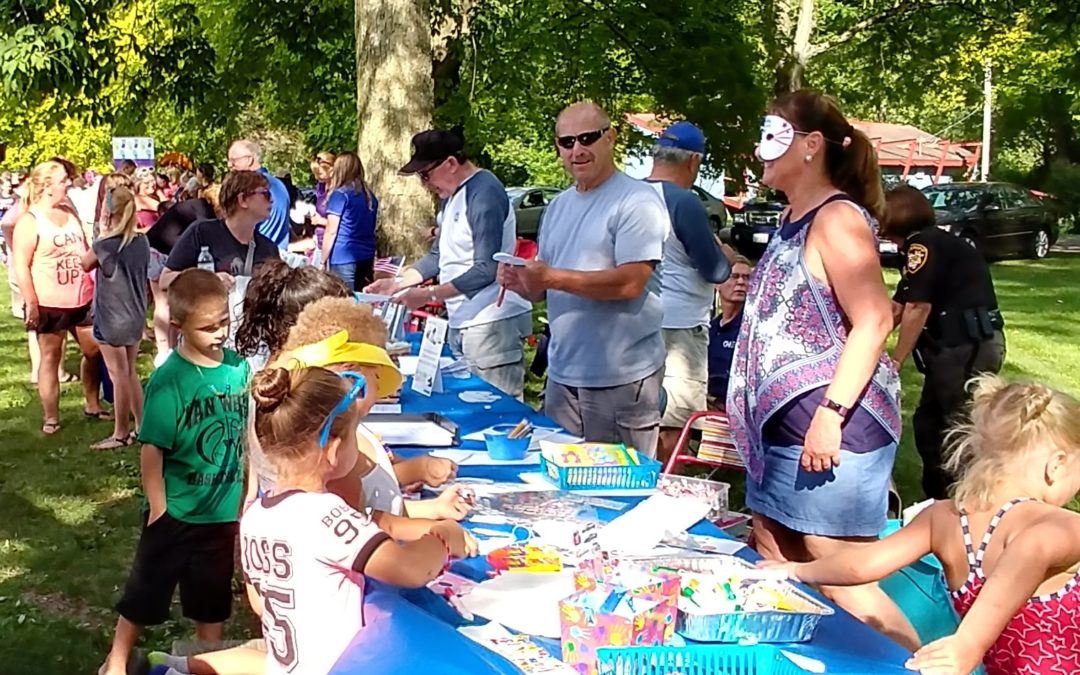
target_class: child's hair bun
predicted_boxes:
[252,367,292,412]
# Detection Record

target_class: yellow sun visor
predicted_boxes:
[284,330,403,400]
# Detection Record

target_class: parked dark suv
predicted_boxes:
[730,189,902,266]
[730,190,786,256]
[921,182,1060,259]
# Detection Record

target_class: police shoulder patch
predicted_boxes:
[906,243,929,274]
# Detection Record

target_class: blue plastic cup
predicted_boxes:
[484,424,532,461]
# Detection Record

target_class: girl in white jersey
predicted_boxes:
[151,366,477,675]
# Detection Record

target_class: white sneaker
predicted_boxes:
[153,349,172,368]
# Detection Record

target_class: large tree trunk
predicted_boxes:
[769,0,815,94]
[356,0,436,259]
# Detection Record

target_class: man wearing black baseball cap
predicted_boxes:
[365,130,533,398]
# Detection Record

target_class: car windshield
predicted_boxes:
[922,186,982,212]
[506,188,527,199]
[746,187,786,204]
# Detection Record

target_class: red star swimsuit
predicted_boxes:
[951,498,1080,675]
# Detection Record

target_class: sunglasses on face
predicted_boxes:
[556,127,610,150]
[319,371,367,448]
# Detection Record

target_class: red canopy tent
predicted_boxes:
[851,120,980,184]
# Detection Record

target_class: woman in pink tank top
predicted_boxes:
[762,376,1080,674]
[12,160,112,435]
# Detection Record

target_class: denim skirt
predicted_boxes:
[746,442,897,537]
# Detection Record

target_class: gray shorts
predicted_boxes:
[448,312,532,399]
[660,326,708,428]
[544,367,664,458]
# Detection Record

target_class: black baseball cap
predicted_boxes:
[399,129,464,175]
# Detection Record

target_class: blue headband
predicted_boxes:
[319,371,367,448]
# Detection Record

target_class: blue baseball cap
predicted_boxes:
[657,121,706,155]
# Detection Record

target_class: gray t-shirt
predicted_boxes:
[539,171,669,388]
[647,180,730,329]
[92,234,150,346]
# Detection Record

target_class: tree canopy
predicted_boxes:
[2,0,1078,219]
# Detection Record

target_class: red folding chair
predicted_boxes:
[662,410,745,475]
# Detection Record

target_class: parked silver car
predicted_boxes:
[507,186,561,239]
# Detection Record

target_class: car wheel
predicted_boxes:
[1030,228,1051,259]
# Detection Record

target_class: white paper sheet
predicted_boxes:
[354,292,392,304]
[430,448,541,466]
[397,355,458,377]
[459,571,575,638]
[370,403,402,415]
[364,419,455,447]
[458,622,515,644]
[597,493,711,554]
[660,532,747,556]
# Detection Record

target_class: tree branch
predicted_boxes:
[805,0,996,60]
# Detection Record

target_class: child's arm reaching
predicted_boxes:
[907,512,1080,675]
[365,520,479,588]
[140,444,168,523]
[760,506,936,585]
[372,510,441,541]
[404,484,471,521]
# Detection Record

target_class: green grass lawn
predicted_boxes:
[0,254,1077,674]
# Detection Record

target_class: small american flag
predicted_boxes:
[373,255,404,277]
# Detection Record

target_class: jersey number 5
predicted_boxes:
[262,585,299,672]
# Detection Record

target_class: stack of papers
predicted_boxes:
[365,418,455,447]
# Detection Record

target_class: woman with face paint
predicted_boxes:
[726,90,918,650]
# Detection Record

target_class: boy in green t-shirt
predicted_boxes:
[100,268,249,675]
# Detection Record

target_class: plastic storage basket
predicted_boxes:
[540,455,662,491]
[596,645,805,675]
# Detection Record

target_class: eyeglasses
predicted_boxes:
[418,158,448,183]
[556,127,610,150]
[228,154,254,167]
[729,273,751,281]
[319,371,367,448]
[247,188,272,200]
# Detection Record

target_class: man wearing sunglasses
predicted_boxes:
[226,139,292,251]
[644,121,734,461]
[365,130,533,398]
[497,102,670,457]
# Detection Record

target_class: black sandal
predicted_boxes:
[83,410,114,421]
[91,435,133,450]
[42,421,61,435]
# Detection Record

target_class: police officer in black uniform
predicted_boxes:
[883,185,1006,500]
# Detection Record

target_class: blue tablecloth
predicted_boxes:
[331,369,915,674]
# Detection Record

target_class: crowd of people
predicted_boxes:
[0,88,1078,675]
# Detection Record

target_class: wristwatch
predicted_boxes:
[819,397,851,418]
